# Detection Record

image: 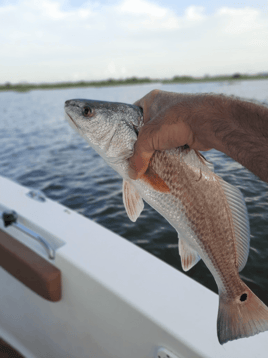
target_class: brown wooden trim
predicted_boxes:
[0,338,25,358]
[0,229,61,302]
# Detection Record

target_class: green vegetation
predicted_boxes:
[163,73,268,84]
[1,73,268,92]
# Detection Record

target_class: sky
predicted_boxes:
[0,0,268,83]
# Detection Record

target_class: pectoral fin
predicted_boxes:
[123,180,144,222]
[179,238,201,271]
[140,167,170,193]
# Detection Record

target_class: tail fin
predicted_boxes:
[217,284,268,344]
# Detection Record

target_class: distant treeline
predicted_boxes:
[1,73,268,92]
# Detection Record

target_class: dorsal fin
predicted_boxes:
[123,180,144,222]
[181,149,214,173]
[205,160,214,172]
[194,150,215,172]
[194,150,207,165]
[218,178,250,271]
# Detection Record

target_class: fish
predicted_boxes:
[64,98,268,345]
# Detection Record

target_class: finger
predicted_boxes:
[128,149,153,180]
[133,90,161,124]
[133,89,159,108]
[134,97,152,124]
[133,97,145,108]
[128,127,155,180]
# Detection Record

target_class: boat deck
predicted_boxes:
[1,174,268,358]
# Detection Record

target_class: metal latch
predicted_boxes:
[156,347,183,358]
[1,210,55,260]
[26,189,46,202]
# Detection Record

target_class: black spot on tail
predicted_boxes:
[240,293,248,302]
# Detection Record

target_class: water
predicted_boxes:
[1,80,268,303]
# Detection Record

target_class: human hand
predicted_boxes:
[128,89,213,180]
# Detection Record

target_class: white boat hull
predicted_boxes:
[0,175,267,358]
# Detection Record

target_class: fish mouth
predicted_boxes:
[66,113,78,129]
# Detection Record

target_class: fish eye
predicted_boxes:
[83,106,93,117]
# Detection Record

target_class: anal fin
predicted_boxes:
[123,180,144,222]
[179,238,201,271]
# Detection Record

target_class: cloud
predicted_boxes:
[119,0,167,17]
[185,6,206,21]
[217,7,265,34]
[0,0,268,83]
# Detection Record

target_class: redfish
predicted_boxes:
[64,98,268,344]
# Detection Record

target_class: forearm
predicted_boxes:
[189,94,268,182]
[129,90,268,182]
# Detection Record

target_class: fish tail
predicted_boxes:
[217,283,268,344]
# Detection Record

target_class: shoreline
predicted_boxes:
[1,74,268,93]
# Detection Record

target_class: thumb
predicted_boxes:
[128,125,156,180]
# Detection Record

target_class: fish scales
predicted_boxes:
[144,149,240,294]
[65,97,268,345]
